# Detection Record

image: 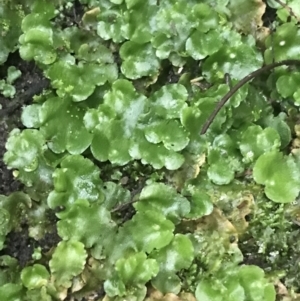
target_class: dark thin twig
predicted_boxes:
[111,186,143,213]
[0,77,49,119]
[270,22,275,64]
[273,0,300,23]
[200,59,300,135]
[269,20,276,96]
[224,73,232,89]
[111,198,138,213]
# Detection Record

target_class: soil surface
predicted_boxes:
[0,52,57,267]
[0,3,104,299]
[0,50,104,301]
[0,52,49,195]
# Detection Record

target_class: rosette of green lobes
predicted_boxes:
[49,241,87,288]
[3,128,55,186]
[190,3,219,33]
[149,84,188,119]
[47,155,104,214]
[130,84,189,169]
[0,284,24,301]
[147,83,196,141]
[104,252,159,299]
[66,26,116,64]
[21,264,50,290]
[144,120,189,152]
[276,71,300,105]
[260,114,291,149]
[84,80,186,169]
[45,55,118,101]
[105,184,184,261]
[0,4,22,64]
[84,79,146,165]
[195,265,275,301]
[190,80,248,134]
[97,6,126,43]
[129,129,186,170]
[186,29,223,60]
[115,252,158,284]
[121,1,158,43]
[181,84,230,135]
[183,188,213,219]
[185,3,222,61]
[151,234,194,294]
[119,42,160,79]
[136,183,190,224]
[207,134,243,185]
[202,29,263,81]
[121,210,175,253]
[4,129,45,172]
[264,23,300,63]
[36,96,92,154]
[57,199,116,251]
[238,125,281,163]
[0,193,31,250]
[19,1,57,65]
[253,151,300,203]
[152,0,197,61]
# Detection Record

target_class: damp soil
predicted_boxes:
[0,50,99,301]
[0,2,106,299]
[0,52,105,301]
[0,50,59,262]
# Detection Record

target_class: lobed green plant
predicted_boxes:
[0,66,22,99]
[0,1,23,65]
[1,0,300,300]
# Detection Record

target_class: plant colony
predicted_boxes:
[1,0,300,300]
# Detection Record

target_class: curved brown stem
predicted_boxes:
[200,59,300,135]
[273,0,300,23]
